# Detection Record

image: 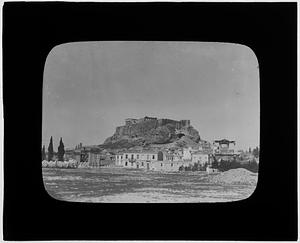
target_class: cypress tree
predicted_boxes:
[48,136,54,161]
[42,145,46,160]
[58,137,65,161]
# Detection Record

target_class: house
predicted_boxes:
[213,139,237,161]
[115,150,158,169]
[182,147,199,160]
[213,139,236,154]
[65,146,116,167]
[206,166,219,174]
[163,151,183,162]
[199,140,213,154]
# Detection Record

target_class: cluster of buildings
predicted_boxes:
[62,138,238,172]
[115,148,208,172]
[64,146,115,168]
[115,139,237,172]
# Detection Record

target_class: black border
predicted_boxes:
[3,2,297,241]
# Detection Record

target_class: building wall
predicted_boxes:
[206,167,219,173]
[121,152,157,161]
[165,154,183,162]
[115,152,158,167]
[183,147,192,160]
[116,154,199,172]
[88,152,102,167]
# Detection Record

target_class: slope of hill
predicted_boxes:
[102,117,200,149]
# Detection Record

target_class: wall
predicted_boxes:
[183,147,192,160]
[88,152,102,167]
[116,152,158,167]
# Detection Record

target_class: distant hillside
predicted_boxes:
[101,116,200,149]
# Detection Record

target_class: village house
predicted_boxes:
[163,151,183,162]
[199,140,214,154]
[213,139,237,161]
[64,146,115,167]
[183,147,201,160]
[115,150,158,170]
[146,151,187,171]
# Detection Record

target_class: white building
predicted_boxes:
[182,147,193,160]
[115,148,210,172]
[182,146,202,160]
[115,150,158,169]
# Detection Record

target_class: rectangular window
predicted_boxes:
[152,155,155,159]
[131,154,134,159]
[125,154,128,159]
[161,163,163,167]
[171,163,173,167]
[121,156,123,159]
[142,162,144,166]
[137,154,139,159]
[125,162,128,166]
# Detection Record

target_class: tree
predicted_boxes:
[211,157,219,169]
[48,136,54,161]
[252,146,260,158]
[41,145,46,161]
[58,137,65,161]
[249,147,252,153]
[192,162,199,171]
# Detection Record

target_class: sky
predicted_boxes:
[42,41,259,151]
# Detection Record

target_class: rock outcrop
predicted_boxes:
[102,117,200,149]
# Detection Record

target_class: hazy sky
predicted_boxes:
[43,41,259,150]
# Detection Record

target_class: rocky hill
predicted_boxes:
[102,116,200,149]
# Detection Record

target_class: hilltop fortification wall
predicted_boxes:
[103,117,199,148]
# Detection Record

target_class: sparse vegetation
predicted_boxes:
[213,158,258,173]
[41,145,46,161]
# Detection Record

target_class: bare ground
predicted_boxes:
[42,167,257,203]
